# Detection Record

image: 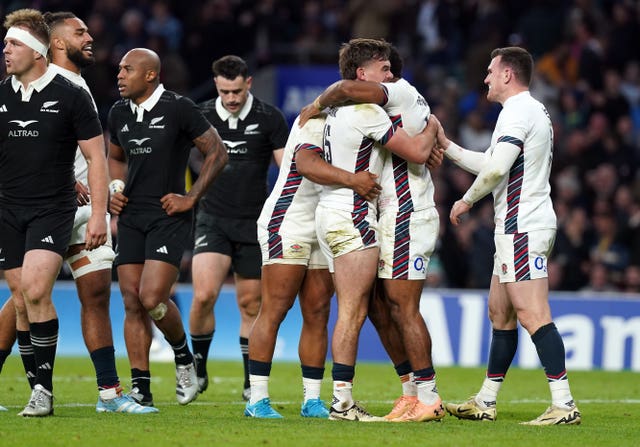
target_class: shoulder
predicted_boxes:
[198,98,216,113]
[251,97,285,119]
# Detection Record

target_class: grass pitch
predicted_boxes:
[0,356,638,447]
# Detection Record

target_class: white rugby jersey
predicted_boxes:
[257,115,325,242]
[378,78,435,212]
[319,103,394,213]
[490,91,556,234]
[49,64,97,186]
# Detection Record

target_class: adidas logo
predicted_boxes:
[121,124,129,132]
[0,104,7,112]
[156,246,168,254]
[38,362,52,370]
[41,235,54,244]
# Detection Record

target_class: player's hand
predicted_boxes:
[109,192,128,215]
[299,102,321,128]
[427,145,445,169]
[350,171,382,202]
[436,120,450,150]
[75,181,90,206]
[85,213,107,250]
[161,193,196,216]
[450,199,472,226]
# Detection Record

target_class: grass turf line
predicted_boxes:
[0,357,638,447]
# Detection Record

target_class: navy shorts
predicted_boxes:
[115,208,192,268]
[0,206,75,270]
[193,210,261,278]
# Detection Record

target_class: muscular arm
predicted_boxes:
[300,80,386,127]
[78,135,109,249]
[461,141,521,205]
[107,142,128,215]
[384,115,439,164]
[186,126,228,204]
[272,148,284,167]
[436,124,487,174]
[295,147,381,201]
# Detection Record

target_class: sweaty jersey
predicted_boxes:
[198,94,288,219]
[490,91,556,234]
[108,85,211,211]
[378,78,435,213]
[0,69,102,208]
[258,115,324,243]
[320,103,394,214]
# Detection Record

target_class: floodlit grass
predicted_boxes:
[0,357,638,446]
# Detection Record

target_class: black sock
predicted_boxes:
[17,330,36,389]
[90,346,119,390]
[240,336,249,389]
[532,323,567,380]
[394,360,412,377]
[169,334,193,366]
[332,363,354,382]
[0,348,11,375]
[487,329,518,382]
[301,364,324,380]
[191,331,214,377]
[30,319,58,392]
[249,359,271,377]
[131,368,152,396]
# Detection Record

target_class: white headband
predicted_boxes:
[5,26,48,58]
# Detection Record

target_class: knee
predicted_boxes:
[237,295,261,318]
[148,302,168,321]
[302,301,330,327]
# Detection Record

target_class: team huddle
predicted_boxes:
[0,8,580,426]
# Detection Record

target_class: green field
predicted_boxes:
[0,356,638,446]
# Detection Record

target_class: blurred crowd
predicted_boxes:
[2,0,639,293]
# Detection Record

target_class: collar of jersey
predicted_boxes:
[11,67,57,99]
[503,90,531,107]
[215,92,253,121]
[129,83,165,115]
[49,63,87,89]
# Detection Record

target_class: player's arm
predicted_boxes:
[299,80,386,127]
[161,126,228,216]
[272,147,284,167]
[78,135,109,249]
[107,142,128,215]
[436,123,487,174]
[383,115,439,164]
[295,145,381,202]
[449,140,521,226]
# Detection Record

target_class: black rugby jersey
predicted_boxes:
[198,95,288,219]
[0,73,102,208]
[108,89,211,211]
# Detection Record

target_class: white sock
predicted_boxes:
[303,377,322,403]
[401,373,417,397]
[550,380,574,409]
[332,380,353,410]
[99,387,119,400]
[476,378,502,407]
[249,374,269,405]
[416,378,439,405]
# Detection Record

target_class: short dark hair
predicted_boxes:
[491,47,533,86]
[338,38,391,80]
[212,55,248,80]
[389,46,403,79]
[43,11,77,29]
